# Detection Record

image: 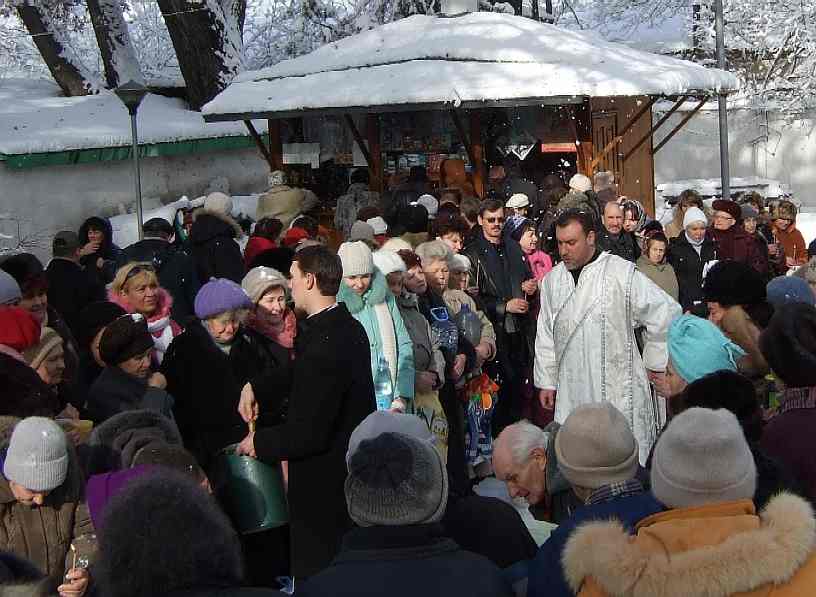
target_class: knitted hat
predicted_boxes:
[203,192,233,217]
[282,227,309,248]
[766,276,815,308]
[741,204,759,220]
[416,194,439,219]
[703,260,766,306]
[345,431,448,527]
[450,253,472,273]
[0,270,21,306]
[772,200,797,222]
[76,301,127,349]
[194,278,252,320]
[506,193,530,209]
[682,206,708,229]
[506,215,532,242]
[241,267,288,304]
[3,417,69,492]
[668,315,746,383]
[22,327,62,371]
[555,402,639,489]
[381,238,413,253]
[0,307,41,353]
[712,199,741,222]
[569,173,593,193]
[1,253,46,296]
[99,314,155,366]
[651,408,757,509]
[373,251,406,277]
[759,302,816,388]
[338,241,374,277]
[366,216,388,235]
[349,221,375,242]
[347,410,438,466]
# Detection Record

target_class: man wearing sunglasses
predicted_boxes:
[462,198,537,436]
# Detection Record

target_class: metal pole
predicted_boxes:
[129,110,144,240]
[714,0,730,200]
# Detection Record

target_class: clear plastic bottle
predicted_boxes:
[374,357,394,411]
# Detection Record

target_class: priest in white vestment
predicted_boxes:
[535,210,681,463]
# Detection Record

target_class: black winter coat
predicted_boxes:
[86,366,175,424]
[667,235,717,312]
[299,524,513,597]
[190,211,245,284]
[161,323,290,470]
[597,228,641,263]
[120,238,201,324]
[45,259,106,340]
[78,216,124,285]
[254,304,375,578]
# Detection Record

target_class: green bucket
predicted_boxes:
[213,445,288,535]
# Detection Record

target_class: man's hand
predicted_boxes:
[415,371,437,394]
[235,432,257,458]
[506,298,529,314]
[79,242,99,257]
[522,279,538,296]
[238,382,258,423]
[58,567,89,597]
[148,372,167,389]
[474,342,492,367]
[647,370,669,396]
[538,389,556,410]
[451,354,467,379]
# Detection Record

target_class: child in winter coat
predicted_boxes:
[507,216,552,282]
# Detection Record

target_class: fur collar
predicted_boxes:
[192,208,244,239]
[563,492,816,597]
[337,269,388,314]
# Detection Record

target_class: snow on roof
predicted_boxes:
[0,78,259,156]
[203,12,738,120]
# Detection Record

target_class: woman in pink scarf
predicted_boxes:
[241,266,297,356]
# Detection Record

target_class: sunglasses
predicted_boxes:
[484,217,505,224]
[125,264,155,282]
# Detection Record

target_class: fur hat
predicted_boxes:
[759,302,816,388]
[569,173,593,193]
[22,327,62,371]
[712,199,741,222]
[96,471,245,597]
[682,206,708,229]
[203,192,233,217]
[651,407,757,508]
[194,278,252,320]
[349,221,375,242]
[555,403,638,490]
[4,417,68,492]
[99,314,154,366]
[766,276,815,308]
[0,270,21,306]
[703,260,766,306]
[241,267,288,304]
[772,200,797,222]
[338,241,374,277]
[373,250,406,277]
[87,410,182,474]
[0,307,41,354]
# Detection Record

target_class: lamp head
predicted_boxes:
[114,80,148,115]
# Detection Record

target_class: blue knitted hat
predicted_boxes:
[194,278,252,320]
[766,275,815,308]
[668,315,746,383]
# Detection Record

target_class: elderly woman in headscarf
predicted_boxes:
[109,262,183,366]
[160,278,290,469]
[241,266,296,357]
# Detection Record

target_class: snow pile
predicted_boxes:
[0,79,262,156]
[204,12,738,118]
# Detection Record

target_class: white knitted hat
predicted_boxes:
[338,241,374,277]
[241,266,288,304]
[3,417,68,492]
[416,194,439,219]
[506,193,530,209]
[569,173,593,193]
[204,192,233,217]
[651,407,757,509]
[373,250,406,276]
[366,216,388,235]
[683,206,708,229]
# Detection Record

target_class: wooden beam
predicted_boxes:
[343,114,372,166]
[589,96,658,172]
[623,95,688,162]
[267,119,283,171]
[367,114,383,193]
[449,110,475,166]
[469,111,486,199]
[244,120,275,170]
[652,97,708,155]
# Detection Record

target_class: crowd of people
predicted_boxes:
[1,164,816,596]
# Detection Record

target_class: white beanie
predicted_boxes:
[373,250,406,276]
[381,238,413,253]
[204,192,233,217]
[366,216,388,235]
[683,206,708,229]
[449,254,472,273]
[651,407,757,509]
[416,194,439,219]
[4,417,68,492]
[241,266,288,304]
[569,173,593,193]
[338,241,374,277]
[506,193,530,209]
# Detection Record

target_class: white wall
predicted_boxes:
[654,108,816,210]
[0,146,269,261]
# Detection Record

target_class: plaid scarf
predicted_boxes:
[586,479,644,506]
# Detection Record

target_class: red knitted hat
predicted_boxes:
[0,307,42,353]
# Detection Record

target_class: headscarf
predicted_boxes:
[668,315,746,383]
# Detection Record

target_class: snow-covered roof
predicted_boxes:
[0,79,262,157]
[203,12,739,121]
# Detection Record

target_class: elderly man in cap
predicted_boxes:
[299,411,513,597]
[519,404,662,597]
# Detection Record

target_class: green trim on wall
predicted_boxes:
[0,133,267,170]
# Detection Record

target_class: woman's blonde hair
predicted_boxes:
[111,262,159,295]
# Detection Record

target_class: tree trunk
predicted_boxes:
[16,1,97,96]
[87,0,145,89]
[158,0,243,110]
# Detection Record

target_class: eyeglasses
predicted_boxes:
[124,264,155,282]
[713,214,735,222]
[484,217,505,224]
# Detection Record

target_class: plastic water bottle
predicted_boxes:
[454,303,482,347]
[374,357,394,411]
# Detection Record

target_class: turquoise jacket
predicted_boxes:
[338,269,415,405]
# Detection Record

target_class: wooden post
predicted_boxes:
[469,111,485,199]
[343,114,372,166]
[243,120,275,170]
[367,114,383,193]
[589,96,658,172]
[267,119,284,171]
[652,97,709,155]
[623,95,688,162]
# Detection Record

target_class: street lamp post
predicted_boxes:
[714,0,730,201]
[114,80,149,240]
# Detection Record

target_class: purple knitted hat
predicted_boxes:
[194,278,252,319]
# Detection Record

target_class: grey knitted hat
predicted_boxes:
[3,417,69,492]
[651,407,757,509]
[0,270,21,306]
[345,431,448,527]
[241,266,288,304]
[338,241,374,277]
